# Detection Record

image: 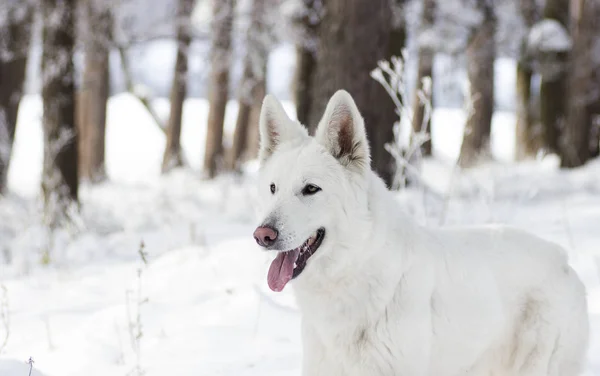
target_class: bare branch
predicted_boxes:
[117,46,166,134]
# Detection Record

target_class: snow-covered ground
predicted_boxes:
[0,95,599,375]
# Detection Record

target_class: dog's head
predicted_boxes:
[254,90,373,292]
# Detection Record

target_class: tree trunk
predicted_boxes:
[539,0,569,154]
[586,0,600,159]
[244,78,266,159]
[389,0,407,58]
[230,94,251,171]
[515,50,536,159]
[228,0,269,170]
[306,0,397,187]
[41,0,78,226]
[228,62,267,170]
[294,46,316,127]
[162,0,194,173]
[76,90,87,180]
[540,77,566,153]
[203,0,235,178]
[411,0,435,156]
[458,2,496,167]
[293,0,319,127]
[515,0,539,159]
[591,67,600,158]
[80,1,111,183]
[0,4,33,193]
[560,0,599,167]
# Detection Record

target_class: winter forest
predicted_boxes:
[0,0,599,374]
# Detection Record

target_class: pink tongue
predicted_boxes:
[267,249,300,292]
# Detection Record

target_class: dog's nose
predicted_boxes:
[253,226,278,248]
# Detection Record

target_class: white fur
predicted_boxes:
[255,90,589,376]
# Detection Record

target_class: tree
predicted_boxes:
[411,0,436,156]
[458,0,496,167]
[293,0,320,126]
[228,0,271,171]
[79,0,112,182]
[515,0,539,159]
[203,0,236,178]
[389,0,407,58]
[305,0,398,187]
[539,0,569,155]
[0,2,33,193]
[41,0,78,226]
[584,0,600,159]
[162,0,195,173]
[560,0,600,167]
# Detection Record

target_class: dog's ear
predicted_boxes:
[259,95,308,163]
[315,90,370,172]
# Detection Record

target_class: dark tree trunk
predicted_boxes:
[162,0,194,173]
[294,46,316,126]
[586,0,600,159]
[539,0,569,154]
[560,0,599,167]
[41,0,78,226]
[411,0,435,156]
[591,65,600,158]
[80,1,111,182]
[540,78,566,153]
[229,0,269,170]
[293,0,319,126]
[0,4,33,193]
[306,0,397,187]
[203,0,235,178]
[459,1,496,167]
[389,0,407,58]
[515,0,539,159]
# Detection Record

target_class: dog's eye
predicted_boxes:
[302,184,321,196]
[270,183,276,194]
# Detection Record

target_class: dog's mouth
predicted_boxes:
[267,228,325,292]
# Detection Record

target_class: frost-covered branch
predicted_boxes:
[371,53,433,190]
[125,241,148,376]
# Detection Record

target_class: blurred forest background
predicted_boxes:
[1,0,599,223]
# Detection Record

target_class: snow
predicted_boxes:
[1,95,600,376]
[528,19,573,53]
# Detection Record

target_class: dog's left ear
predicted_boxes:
[259,95,308,163]
[315,90,370,172]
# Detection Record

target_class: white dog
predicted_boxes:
[253,90,589,376]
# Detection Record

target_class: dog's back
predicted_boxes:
[422,225,589,375]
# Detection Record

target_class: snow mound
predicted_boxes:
[528,19,572,53]
[0,359,47,376]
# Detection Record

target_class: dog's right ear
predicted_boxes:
[315,90,370,173]
[259,95,308,163]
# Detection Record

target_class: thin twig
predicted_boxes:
[27,357,34,376]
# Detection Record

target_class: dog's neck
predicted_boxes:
[291,171,420,329]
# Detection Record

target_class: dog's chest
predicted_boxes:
[304,305,408,375]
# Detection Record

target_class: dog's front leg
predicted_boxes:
[386,273,434,376]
